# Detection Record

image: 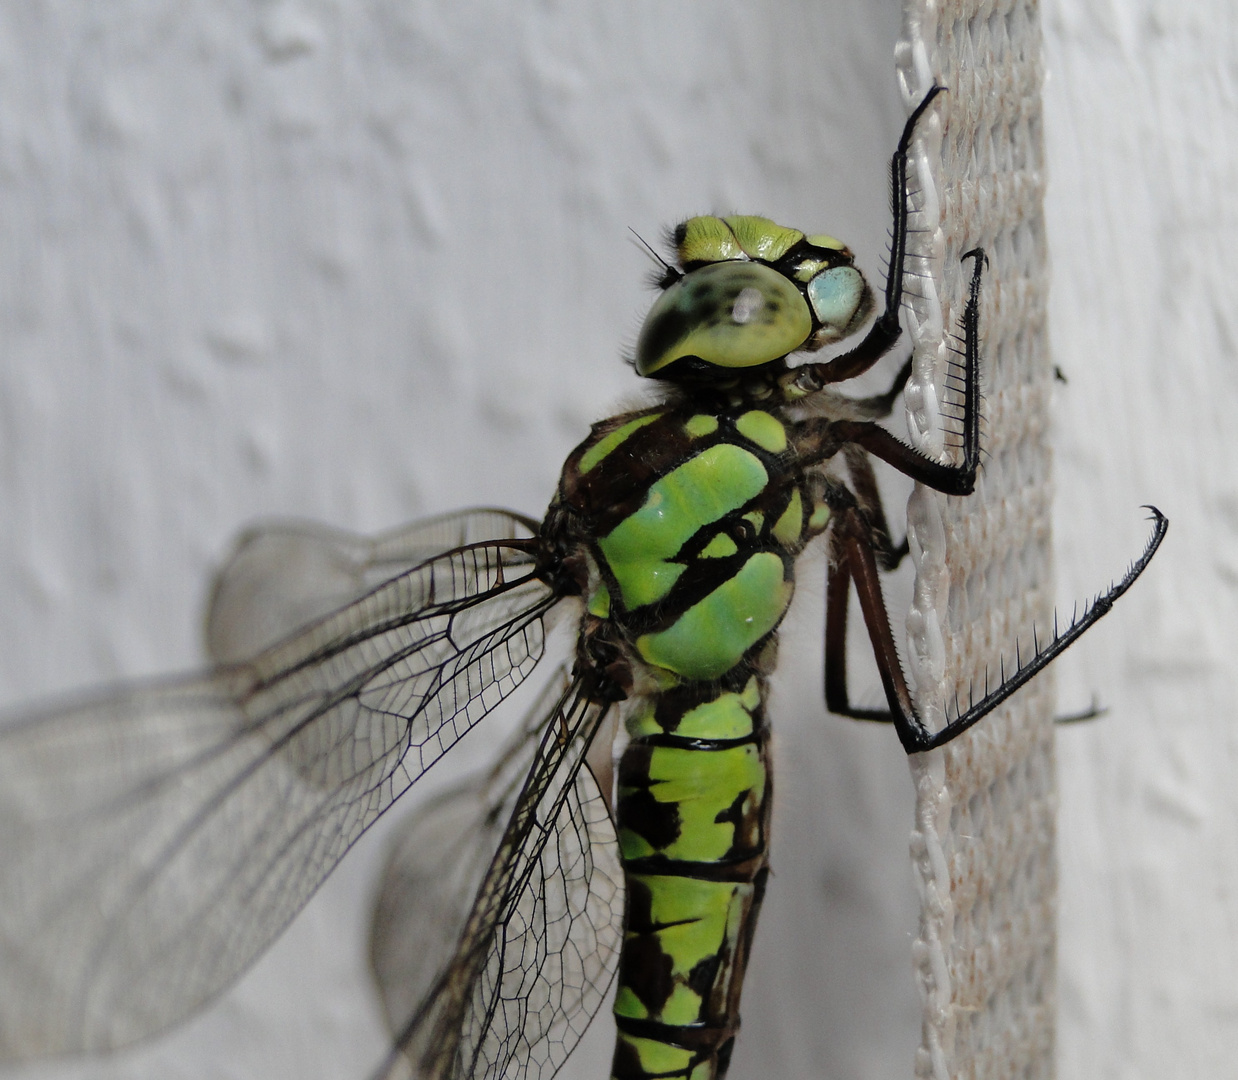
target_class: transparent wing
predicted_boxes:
[206,509,540,665]
[369,672,563,1036]
[371,675,623,1080]
[0,537,558,1062]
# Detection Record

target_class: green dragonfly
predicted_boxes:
[0,88,1164,1080]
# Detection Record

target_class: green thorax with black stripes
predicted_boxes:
[555,399,830,1080]
[559,402,829,684]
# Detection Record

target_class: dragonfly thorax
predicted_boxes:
[635,215,874,380]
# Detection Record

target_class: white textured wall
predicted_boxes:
[0,3,1230,1080]
[1045,0,1238,1075]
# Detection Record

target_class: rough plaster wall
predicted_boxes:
[1045,0,1238,1076]
[0,4,1230,1080]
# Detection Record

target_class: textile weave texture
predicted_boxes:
[896,1,1057,1077]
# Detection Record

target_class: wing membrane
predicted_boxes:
[372,676,622,1080]
[206,510,540,665]
[370,671,567,1037]
[0,537,557,1061]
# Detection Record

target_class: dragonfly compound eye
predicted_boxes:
[806,265,873,345]
[635,261,812,377]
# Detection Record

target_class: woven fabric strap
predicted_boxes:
[896,2,1057,1077]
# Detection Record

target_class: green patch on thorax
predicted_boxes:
[598,444,769,610]
[772,489,803,545]
[587,580,611,617]
[734,409,786,453]
[579,413,662,474]
[636,553,792,679]
[808,499,830,532]
[683,413,718,439]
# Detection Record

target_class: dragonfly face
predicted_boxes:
[635,216,874,379]
[0,86,1164,1080]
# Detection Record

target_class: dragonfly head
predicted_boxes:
[634,215,873,380]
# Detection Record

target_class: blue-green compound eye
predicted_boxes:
[806,265,871,344]
[636,262,812,377]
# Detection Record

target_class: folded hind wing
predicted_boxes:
[372,674,623,1080]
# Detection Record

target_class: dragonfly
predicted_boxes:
[0,87,1165,1080]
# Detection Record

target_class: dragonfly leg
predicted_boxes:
[800,86,945,387]
[798,247,984,504]
[824,249,984,497]
[823,485,1167,751]
[823,495,918,732]
[841,444,907,571]
[907,507,1168,752]
[824,533,892,724]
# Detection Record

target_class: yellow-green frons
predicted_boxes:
[675,216,744,264]
[806,232,848,252]
[721,215,803,261]
[792,257,830,283]
[675,215,804,265]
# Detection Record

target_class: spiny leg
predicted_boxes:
[814,252,983,732]
[817,251,1167,750]
[840,444,907,571]
[799,86,945,388]
[797,245,984,577]
[813,252,981,740]
[816,249,984,498]
[823,502,919,737]
[819,357,916,571]
[914,508,1166,749]
[826,494,1167,752]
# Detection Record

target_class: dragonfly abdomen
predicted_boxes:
[553,406,816,1079]
[611,677,773,1080]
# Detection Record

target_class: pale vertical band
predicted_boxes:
[896,2,1057,1077]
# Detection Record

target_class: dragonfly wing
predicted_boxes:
[370,778,509,1044]
[373,676,623,1080]
[0,538,557,1061]
[206,509,540,665]
[369,670,566,1037]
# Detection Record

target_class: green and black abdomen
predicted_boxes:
[609,676,772,1080]
[555,402,828,1080]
